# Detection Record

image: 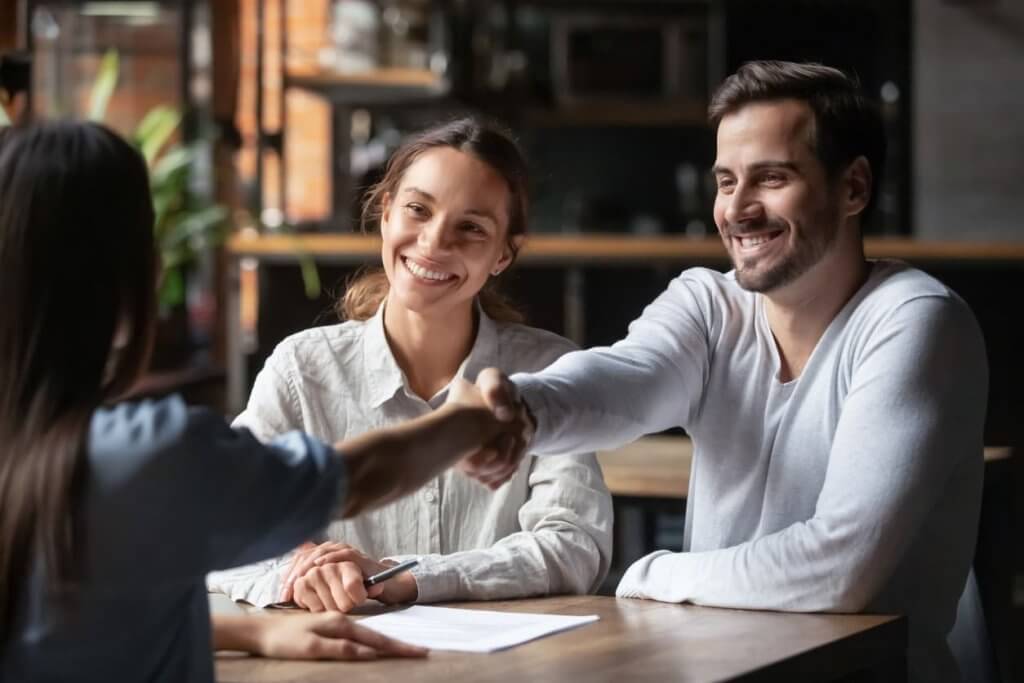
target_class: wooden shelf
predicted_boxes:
[227,233,1024,266]
[284,66,446,103]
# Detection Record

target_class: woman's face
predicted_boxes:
[380,146,516,319]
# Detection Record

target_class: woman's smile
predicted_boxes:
[400,255,458,284]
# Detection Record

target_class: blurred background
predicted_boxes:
[1,0,1022,679]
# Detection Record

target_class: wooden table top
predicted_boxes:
[597,435,694,499]
[215,595,905,683]
[597,436,1012,500]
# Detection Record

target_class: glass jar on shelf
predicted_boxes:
[322,0,381,73]
[380,1,429,70]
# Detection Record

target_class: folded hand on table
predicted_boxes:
[279,542,418,612]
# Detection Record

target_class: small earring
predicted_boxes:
[492,269,502,276]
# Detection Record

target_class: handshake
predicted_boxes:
[338,368,534,519]
[446,368,535,489]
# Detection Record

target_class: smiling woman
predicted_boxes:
[342,118,529,325]
[207,118,612,613]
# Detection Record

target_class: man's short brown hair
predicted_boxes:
[709,60,886,216]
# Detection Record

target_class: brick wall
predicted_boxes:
[237,0,330,223]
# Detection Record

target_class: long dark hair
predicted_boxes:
[0,121,157,635]
[339,117,528,323]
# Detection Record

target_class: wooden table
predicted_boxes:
[215,595,906,682]
[596,436,1012,500]
[597,435,693,499]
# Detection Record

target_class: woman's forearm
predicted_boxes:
[335,404,504,519]
[211,614,262,653]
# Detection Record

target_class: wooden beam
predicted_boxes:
[0,0,18,52]
[227,233,1024,265]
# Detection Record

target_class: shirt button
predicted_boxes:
[424,490,436,503]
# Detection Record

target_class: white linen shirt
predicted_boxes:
[208,305,613,608]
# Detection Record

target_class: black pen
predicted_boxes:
[363,559,419,588]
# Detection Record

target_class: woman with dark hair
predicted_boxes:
[209,118,613,612]
[0,120,524,681]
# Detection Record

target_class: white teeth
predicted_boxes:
[739,234,774,248]
[403,257,453,282]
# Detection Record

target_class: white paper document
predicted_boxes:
[358,605,599,653]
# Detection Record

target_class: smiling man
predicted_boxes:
[467,61,989,683]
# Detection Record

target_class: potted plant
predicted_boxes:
[88,50,228,369]
[3,49,321,373]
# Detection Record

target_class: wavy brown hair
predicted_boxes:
[339,117,528,323]
[0,122,157,635]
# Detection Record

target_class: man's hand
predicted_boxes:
[279,542,417,611]
[213,612,427,660]
[450,368,535,489]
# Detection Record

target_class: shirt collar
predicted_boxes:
[360,299,501,409]
[460,299,500,384]
[362,302,406,408]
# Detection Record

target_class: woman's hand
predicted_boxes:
[279,542,418,611]
[213,612,427,660]
[451,369,535,488]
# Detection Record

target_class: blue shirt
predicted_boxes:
[2,396,344,682]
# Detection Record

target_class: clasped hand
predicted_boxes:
[279,542,417,612]
[446,368,534,489]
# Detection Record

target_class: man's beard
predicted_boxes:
[728,215,839,293]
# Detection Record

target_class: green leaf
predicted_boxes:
[299,253,322,299]
[152,191,180,238]
[160,204,228,254]
[276,231,322,299]
[134,106,182,166]
[158,266,185,309]
[150,145,194,186]
[151,179,188,240]
[88,50,119,122]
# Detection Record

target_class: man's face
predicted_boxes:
[712,99,846,293]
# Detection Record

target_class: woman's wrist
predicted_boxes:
[212,614,264,654]
[383,569,420,604]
